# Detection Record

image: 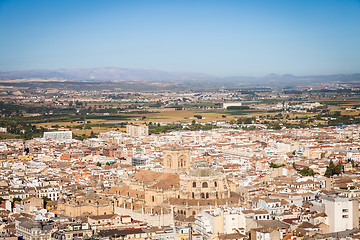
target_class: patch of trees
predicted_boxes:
[227,106,250,110]
[269,162,285,168]
[267,122,282,130]
[237,117,254,124]
[283,90,303,94]
[324,160,343,178]
[0,121,46,140]
[299,167,316,176]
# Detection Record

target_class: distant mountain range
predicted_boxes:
[0,67,360,89]
[0,67,214,82]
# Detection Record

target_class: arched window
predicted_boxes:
[192,192,195,199]
[201,193,205,199]
[214,181,217,187]
[193,182,196,187]
[206,193,209,198]
[152,196,155,202]
[179,155,186,168]
[202,182,208,188]
[166,155,172,168]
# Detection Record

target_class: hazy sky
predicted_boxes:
[1,0,360,76]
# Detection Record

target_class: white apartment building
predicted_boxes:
[195,208,259,238]
[43,131,72,141]
[322,194,359,232]
[126,124,149,137]
[37,187,60,201]
[195,209,224,239]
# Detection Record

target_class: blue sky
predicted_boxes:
[0,0,359,76]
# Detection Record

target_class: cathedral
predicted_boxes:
[112,148,243,225]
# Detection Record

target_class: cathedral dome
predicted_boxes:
[189,167,220,177]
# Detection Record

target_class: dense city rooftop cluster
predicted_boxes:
[0,123,360,239]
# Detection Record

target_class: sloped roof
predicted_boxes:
[258,220,290,229]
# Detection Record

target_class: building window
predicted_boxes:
[193,182,196,187]
[214,181,217,187]
[206,193,209,198]
[202,182,208,188]
[192,192,195,199]
[152,196,155,202]
[201,193,205,199]
[342,215,348,218]
[167,157,172,168]
[342,209,348,212]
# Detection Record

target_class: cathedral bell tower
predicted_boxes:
[163,148,190,174]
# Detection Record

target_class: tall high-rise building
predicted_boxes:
[126,124,149,137]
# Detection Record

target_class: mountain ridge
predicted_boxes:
[1,67,360,87]
[0,67,215,82]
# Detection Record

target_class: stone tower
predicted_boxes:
[163,148,190,174]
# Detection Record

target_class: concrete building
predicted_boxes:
[132,156,147,166]
[322,194,359,232]
[51,222,92,240]
[126,124,149,137]
[15,218,54,240]
[195,209,224,239]
[21,196,43,214]
[43,131,72,141]
[250,227,281,240]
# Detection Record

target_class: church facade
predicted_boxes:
[113,148,243,225]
